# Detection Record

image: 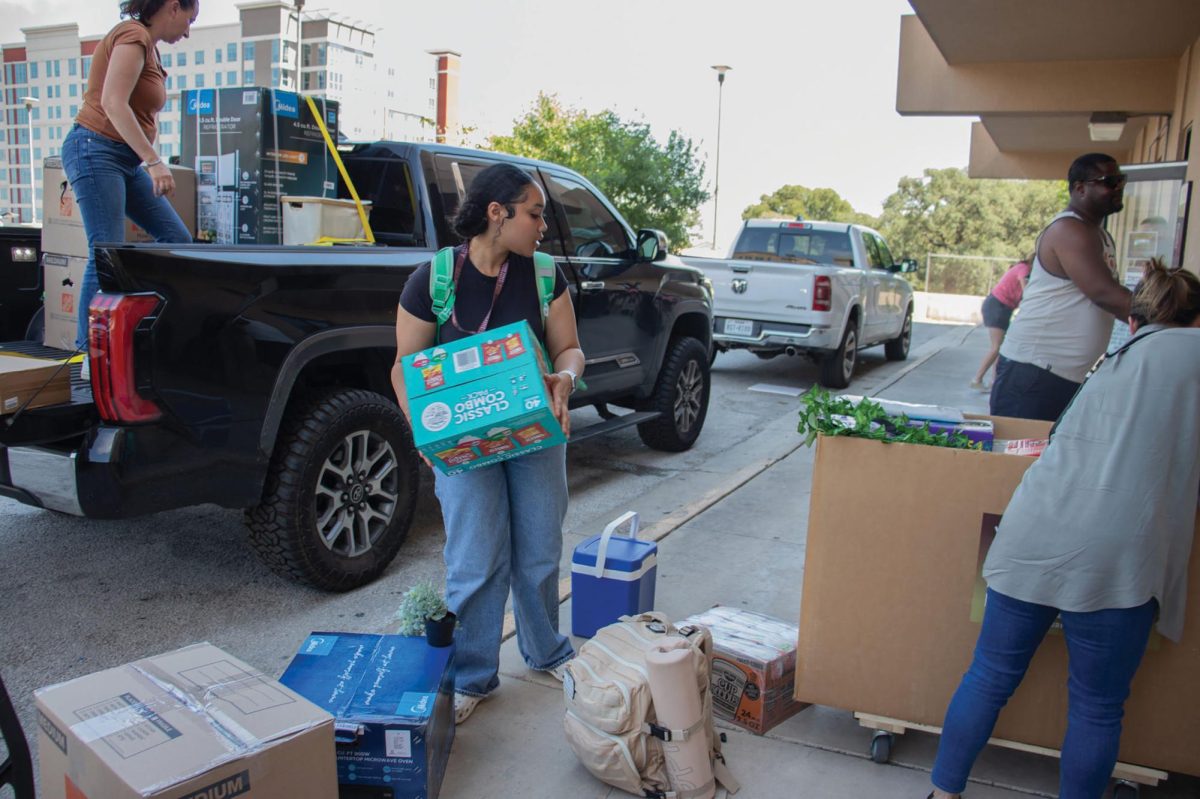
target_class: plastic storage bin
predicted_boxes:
[571,511,657,638]
[281,196,371,244]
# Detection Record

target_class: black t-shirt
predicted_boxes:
[400,249,569,345]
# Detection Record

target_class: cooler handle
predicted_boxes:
[593,511,639,578]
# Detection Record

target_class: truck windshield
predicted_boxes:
[732,228,854,267]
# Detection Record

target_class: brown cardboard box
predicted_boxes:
[0,354,69,415]
[35,642,337,799]
[796,416,1200,776]
[681,606,809,734]
[125,166,197,242]
[41,157,88,258]
[41,253,86,350]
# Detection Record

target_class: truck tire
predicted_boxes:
[819,321,858,389]
[245,388,420,591]
[637,336,710,452]
[884,306,913,361]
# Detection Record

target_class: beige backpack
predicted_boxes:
[561,612,740,798]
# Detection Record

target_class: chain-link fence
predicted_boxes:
[910,254,1021,296]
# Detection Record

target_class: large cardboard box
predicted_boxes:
[0,354,69,414]
[796,416,1200,775]
[181,88,339,245]
[35,642,337,799]
[41,253,86,350]
[125,165,198,242]
[681,606,808,735]
[402,320,566,474]
[279,633,455,799]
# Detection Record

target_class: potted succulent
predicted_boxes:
[395,580,457,647]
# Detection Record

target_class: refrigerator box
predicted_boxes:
[680,606,808,734]
[796,414,1200,776]
[34,642,337,799]
[279,633,455,799]
[0,353,69,415]
[41,253,86,350]
[401,320,565,475]
[41,157,88,258]
[42,157,197,254]
[182,87,340,245]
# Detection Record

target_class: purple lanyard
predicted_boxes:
[450,244,508,335]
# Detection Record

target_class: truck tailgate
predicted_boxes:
[0,342,96,446]
[684,256,819,322]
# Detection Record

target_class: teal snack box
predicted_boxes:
[402,321,565,474]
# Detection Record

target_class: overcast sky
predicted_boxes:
[0,0,974,248]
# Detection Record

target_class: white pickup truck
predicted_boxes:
[682,219,918,388]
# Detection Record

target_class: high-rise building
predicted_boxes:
[0,1,453,224]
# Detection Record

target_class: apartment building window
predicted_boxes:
[32,128,39,140]
[195,74,205,88]
[195,50,204,65]
[215,48,222,64]
[69,84,77,97]
[163,53,172,67]
[166,76,173,90]
[243,41,255,61]
[227,70,236,85]
[34,147,41,160]
[178,75,187,89]
[271,67,279,86]
[69,58,77,76]
[54,59,61,77]
[271,40,280,63]
[177,52,187,66]
[215,72,222,86]
[70,104,77,117]
[28,62,36,79]
[161,121,173,135]
[227,43,237,62]
[244,69,253,84]
[83,57,91,78]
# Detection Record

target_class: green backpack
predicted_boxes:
[429,246,556,341]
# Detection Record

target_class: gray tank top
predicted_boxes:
[999,211,1119,383]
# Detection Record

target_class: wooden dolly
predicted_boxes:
[855,712,1167,798]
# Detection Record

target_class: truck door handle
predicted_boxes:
[581,281,605,291]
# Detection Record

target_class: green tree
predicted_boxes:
[877,168,1066,293]
[743,184,877,227]
[488,94,710,251]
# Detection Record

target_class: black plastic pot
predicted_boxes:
[425,612,457,647]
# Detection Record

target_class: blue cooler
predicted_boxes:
[571,511,657,638]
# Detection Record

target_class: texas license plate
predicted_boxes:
[724,318,754,336]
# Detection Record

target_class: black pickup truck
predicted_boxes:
[0,142,713,590]
[0,224,43,342]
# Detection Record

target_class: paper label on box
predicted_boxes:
[72,692,182,757]
[453,347,481,373]
[385,729,412,758]
[4,397,16,411]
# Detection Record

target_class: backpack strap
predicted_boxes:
[533,251,556,324]
[429,247,456,341]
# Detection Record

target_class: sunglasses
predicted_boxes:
[1083,174,1127,190]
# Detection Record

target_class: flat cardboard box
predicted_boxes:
[125,165,198,242]
[182,88,340,244]
[279,633,455,799]
[680,606,809,735]
[796,415,1200,775]
[402,320,565,474]
[35,642,337,799]
[0,353,70,415]
[41,253,86,350]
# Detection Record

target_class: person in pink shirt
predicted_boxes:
[970,258,1032,389]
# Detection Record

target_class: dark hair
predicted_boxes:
[1130,258,1200,327]
[1067,152,1118,188]
[451,163,535,240]
[119,0,196,22]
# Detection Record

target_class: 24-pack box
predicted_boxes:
[181,87,339,244]
[402,320,565,474]
[279,633,455,799]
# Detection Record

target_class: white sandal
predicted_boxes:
[453,691,485,724]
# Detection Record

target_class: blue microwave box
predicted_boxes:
[279,633,455,799]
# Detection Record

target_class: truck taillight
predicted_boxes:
[88,293,162,423]
[813,276,832,312]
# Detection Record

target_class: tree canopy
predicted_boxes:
[742,184,877,227]
[487,94,710,251]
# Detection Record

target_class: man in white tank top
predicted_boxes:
[990,153,1133,422]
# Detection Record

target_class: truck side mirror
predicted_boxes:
[636,229,669,262]
[899,258,918,273]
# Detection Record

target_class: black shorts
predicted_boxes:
[989,356,1081,422]
[981,294,1014,331]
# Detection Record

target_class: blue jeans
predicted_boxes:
[989,355,1081,422]
[60,124,191,350]
[433,444,574,696]
[932,589,1158,798]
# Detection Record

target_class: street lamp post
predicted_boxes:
[710,65,731,250]
[20,96,39,223]
[293,0,306,90]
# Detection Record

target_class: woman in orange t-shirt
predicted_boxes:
[61,0,198,374]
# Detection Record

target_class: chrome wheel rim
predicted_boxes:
[901,314,912,352]
[842,329,857,382]
[673,358,704,435]
[313,430,400,557]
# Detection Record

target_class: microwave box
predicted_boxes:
[181,87,339,245]
[401,320,565,475]
[34,642,337,799]
[0,353,70,415]
[280,633,456,799]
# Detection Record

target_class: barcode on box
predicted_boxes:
[453,348,481,373]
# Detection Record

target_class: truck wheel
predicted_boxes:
[819,322,857,389]
[638,336,710,452]
[245,388,420,591]
[884,306,913,361]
